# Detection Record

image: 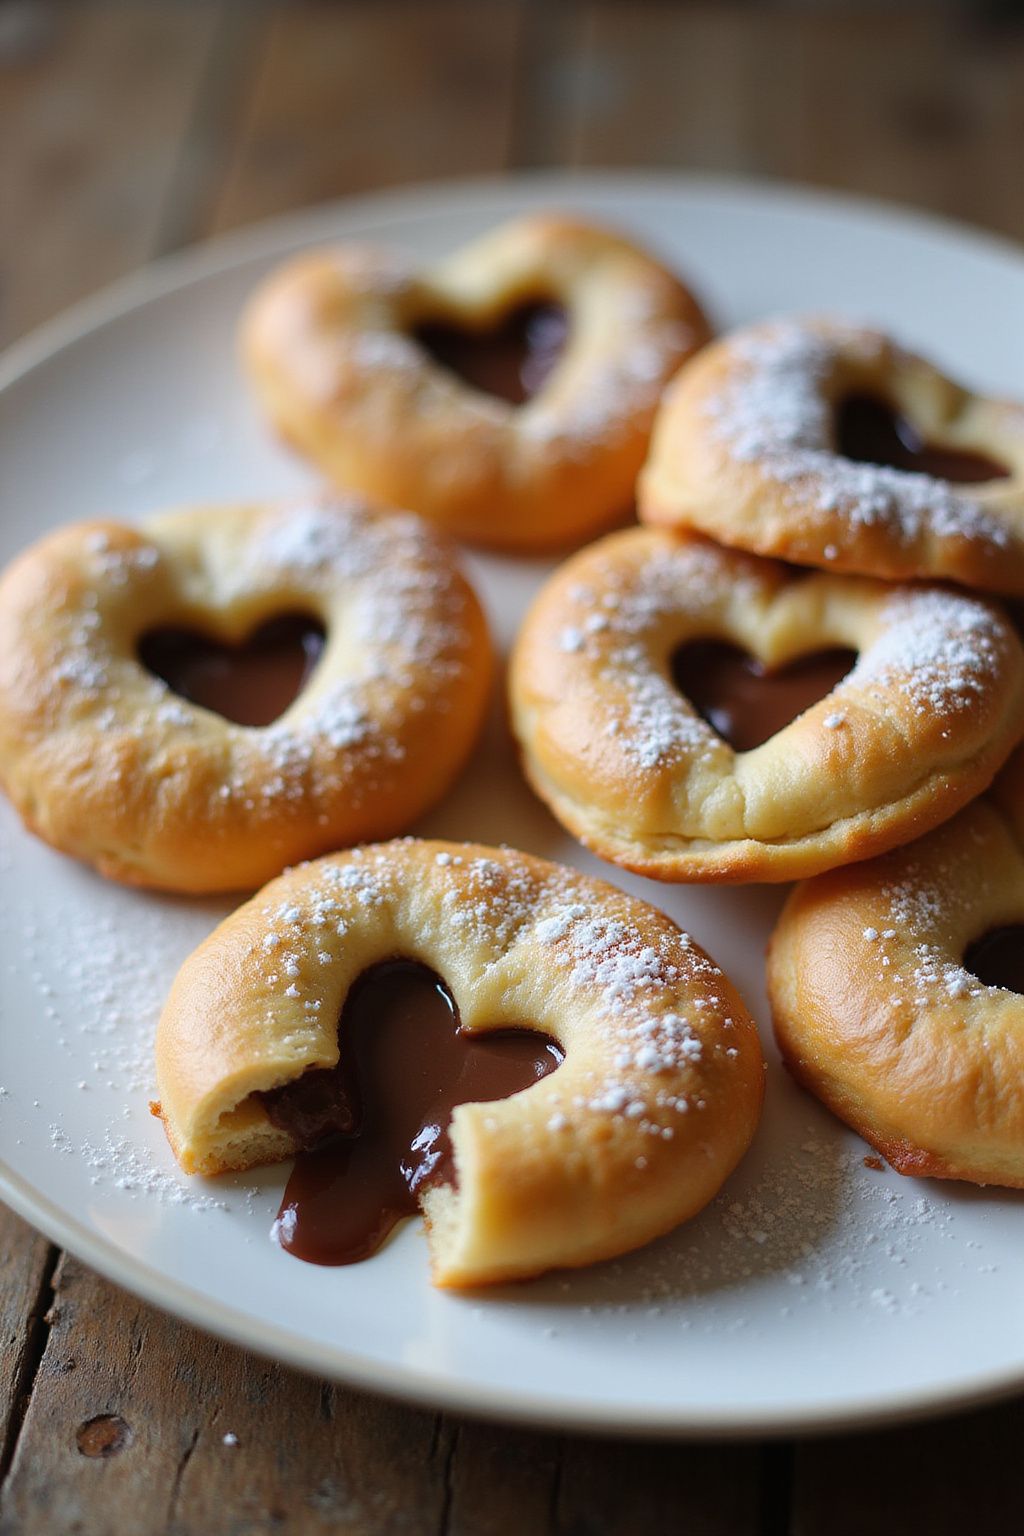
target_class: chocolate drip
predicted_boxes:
[962,926,1024,995]
[259,959,563,1266]
[413,302,568,406]
[139,613,325,728]
[836,394,1009,484]
[671,640,856,753]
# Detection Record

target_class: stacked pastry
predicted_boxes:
[2,213,1022,1290]
[511,311,1024,1191]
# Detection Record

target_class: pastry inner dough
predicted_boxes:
[261,956,562,1266]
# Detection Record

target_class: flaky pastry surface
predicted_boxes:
[0,499,491,892]
[155,839,764,1287]
[509,528,1024,883]
[768,798,1024,1188]
[639,317,1024,594]
[241,213,711,551]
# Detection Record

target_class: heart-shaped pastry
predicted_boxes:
[154,840,765,1287]
[241,213,711,551]
[0,497,491,892]
[510,527,1024,883]
[769,792,1024,1188]
[639,316,1024,595]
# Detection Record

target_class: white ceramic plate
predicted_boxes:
[2,174,1023,1437]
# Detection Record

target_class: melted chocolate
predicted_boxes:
[962,926,1024,995]
[671,640,857,753]
[836,394,1009,484]
[413,302,568,406]
[138,613,325,728]
[260,959,563,1266]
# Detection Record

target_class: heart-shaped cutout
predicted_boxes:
[260,959,563,1265]
[836,394,1010,484]
[671,639,857,753]
[413,301,568,406]
[962,926,1024,995]
[138,613,326,728]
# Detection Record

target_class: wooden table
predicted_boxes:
[2,3,1024,1530]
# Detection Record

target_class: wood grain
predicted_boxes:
[793,1398,1024,1536]
[529,2,1024,241]
[0,1255,775,1535]
[0,1210,55,1487]
[205,0,525,237]
[0,1254,450,1535]
[0,1,239,347]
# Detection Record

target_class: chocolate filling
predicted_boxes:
[962,925,1024,995]
[259,958,563,1266]
[835,394,1010,484]
[413,301,568,406]
[671,640,857,753]
[138,613,325,728]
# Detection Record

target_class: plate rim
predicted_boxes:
[5,1155,1024,1440]
[2,168,1024,1438]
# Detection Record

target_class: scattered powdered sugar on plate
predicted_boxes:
[4,882,234,1212]
[705,319,1010,550]
[515,1122,1003,1327]
[51,1124,228,1212]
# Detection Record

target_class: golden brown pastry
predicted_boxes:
[509,527,1024,883]
[639,316,1024,595]
[0,498,491,892]
[768,795,1024,1188]
[241,213,711,552]
[155,839,765,1287]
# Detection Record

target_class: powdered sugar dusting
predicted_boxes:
[522,1122,1003,1328]
[843,587,1010,720]
[25,498,477,823]
[551,541,756,772]
[706,319,1010,552]
[239,846,744,1147]
[873,850,996,1007]
[7,887,237,1213]
[525,877,738,1137]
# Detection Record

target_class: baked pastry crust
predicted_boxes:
[0,498,491,892]
[154,839,765,1287]
[639,316,1024,595]
[241,213,711,552]
[509,527,1024,883]
[768,797,1024,1188]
